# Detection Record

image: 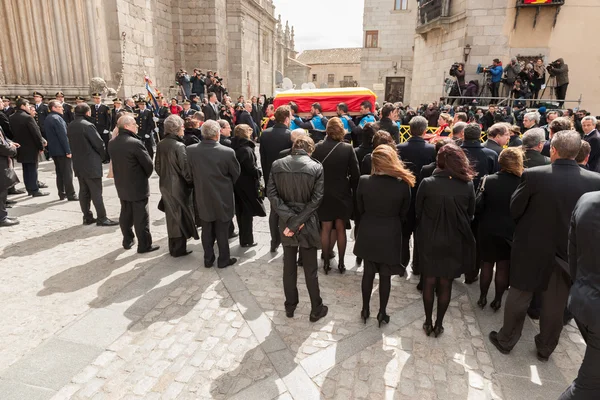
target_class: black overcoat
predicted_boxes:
[416,170,476,279]
[10,109,45,163]
[354,175,411,266]
[0,128,18,191]
[312,137,360,221]
[67,116,106,179]
[259,123,292,186]
[155,135,199,241]
[231,137,266,217]
[523,149,550,169]
[476,171,520,240]
[510,160,600,292]
[583,129,600,172]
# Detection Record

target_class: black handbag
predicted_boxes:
[1,167,19,190]
[475,175,488,215]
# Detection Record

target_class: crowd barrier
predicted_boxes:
[398,126,488,143]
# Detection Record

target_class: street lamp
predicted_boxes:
[463,44,471,63]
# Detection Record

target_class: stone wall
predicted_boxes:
[360,0,416,102]
[307,64,362,89]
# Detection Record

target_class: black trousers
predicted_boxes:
[0,189,7,221]
[283,246,323,314]
[201,219,230,267]
[22,162,39,194]
[490,82,501,102]
[143,138,154,159]
[101,134,111,161]
[78,177,106,220]
[497,264,570,358]
[168,237,187,256]
[465,219,481,281]
[556,83,568,108]
[559,319,600,400]
[53,156,75,198]
[401,208,418,271]
[119,198,152,251]
[236,210,253,245]
[269,208,281,248]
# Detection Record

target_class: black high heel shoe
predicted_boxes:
[477,296,487,309]
[423,323,433,337]
[338,262,346,274]
[323,259,331,275]
[433,325,444,338]
[361,309,370,324]
[376,312,390,328]
[490,299,502,312]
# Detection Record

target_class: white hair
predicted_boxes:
[582,115,598,126]
[524,112,540,124]
[201,120,220,140]
[164,114,184,135]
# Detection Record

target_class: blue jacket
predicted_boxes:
[44,112,71,157]
[359,113,376,128]
[490,65,503,83]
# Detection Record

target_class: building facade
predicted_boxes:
[410,0,600,111]
[0,0,296,100]
[360,0,416,103]
[295,48,362,89]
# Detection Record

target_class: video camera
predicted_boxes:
[449,62,461,77]
[476,64,494,74]
[547,59,561,71]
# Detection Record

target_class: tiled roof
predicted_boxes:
[296,48,362,65]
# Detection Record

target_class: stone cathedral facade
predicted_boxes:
[0,0,297,99]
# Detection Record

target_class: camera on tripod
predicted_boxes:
[476,64,494,74]
[449,62,461,77]
[547,59,561,71]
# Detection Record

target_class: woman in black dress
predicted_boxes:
[355,145,415,326]
[416,143,476,337]
[231,124,266,247]
[312,117,360,274]
[476,147,523,311]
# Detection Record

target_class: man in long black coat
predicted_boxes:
[67,104,117,226]
[202,93,219,121]
[522,128,550,168]
[559,191,600,400]
[581,116,600,172]
[489,131,600,361]
[10,98,48,197]
[0,126,19,226]
[108,115,158,253]
[188,120,240,269]
[259,106,293,252]
[483,123,510,156]
[396,116,435,274]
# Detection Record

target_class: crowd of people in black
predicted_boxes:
[2,79,600,398]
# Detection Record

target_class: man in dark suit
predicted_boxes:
[378,103,400,144]
[124,98,135,113]
[0,126,19,227]
[180,100,195,119]
[559,191,600,400]
[110,98,124,131]
[489,131,600,361]
[396,116,435,273]
[135,99,155,158]
[2,96,14,117]
[542,117,571,157]
[44,100,77,201]
[202,92,219,121]
[10,98,48,197]
[55,92,74,124]
[483,123,510,155]
[251,96,263,134]
[108,115,158,253]
[156,99,171,140]
[67,104,117,226]
[32,91,49,135]
[90,93,111,163]
[522,128,550,168]
[260,105,293,252]
[0,105,12,140]
[576,141,591,169]
[187,120,240,268]
[581,116,600,172]
[237,102,258,140]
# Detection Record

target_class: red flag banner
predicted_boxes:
[523,0,552,4]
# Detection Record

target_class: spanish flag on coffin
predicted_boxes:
[523,0,552,4]
[273,87,377,114]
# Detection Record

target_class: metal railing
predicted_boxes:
[398,126,488,143]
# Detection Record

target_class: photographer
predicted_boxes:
[176,69,191,99]
[503,57,521,96]
[547,58,569,107]
[190,69,206,100]
[449,63,466,98]
[511,79,527,108]
[532,59,546,101]
[485,59,503,104]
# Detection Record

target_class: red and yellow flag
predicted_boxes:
[523,0,552,4]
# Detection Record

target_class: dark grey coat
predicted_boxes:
[0,128,18,191]
[187,140,240,222]
[523,149,550,169]
[67,116,107,179]
[510,160,600,292]
[155,135,199,241]
[10,109,45,164]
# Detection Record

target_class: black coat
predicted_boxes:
[477,171,520,240]
[183,128,201,146]
[61,103,74,124]
[510,160,600,292]
[267,150,324,248]
[202,103,219,121]
[135,109,154,140]
[180,108,196,119]
[33,103,49,134]
[312,137,360,221]
[259,123,292,187]
[155,135,199,241]
[461,140,499,188]
[354,175,411,266]
[10,109,45,164]
[378,117,400,144]
[187,140,240,222]
[251,104,263,129]
[231,136,266,217]
[568,192,600,331]
[397,137,436,182]
[156,106,171,138]
[108,129,154,202]
[419,161,436,180]
[67,117,106,178]
[583,129,600,172]
[354,143,373,170]
[219,135,232,148]
[0,129,18,191]
[90,104,111,134]
[508,135,522,147]
[44,112,71,157]
[237,110,258,138]
[0,110,13,140]
[483,139,503,155]
[523,149,550,168]
[110,108,124,131]
[416,169,476,278]
[361,153,373,176]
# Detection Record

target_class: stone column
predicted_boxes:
[51,0,71,85]
[38,0,59,86]
[64,0,83,86]
[85,0,100,77]
[74,0,91,86]
[0,0,21,84]
[14,0,36,84]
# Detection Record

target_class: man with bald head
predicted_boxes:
[490,130,600,361]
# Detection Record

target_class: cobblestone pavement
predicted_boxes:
[0,160,585,399]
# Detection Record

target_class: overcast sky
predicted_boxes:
[271,0,364,53]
